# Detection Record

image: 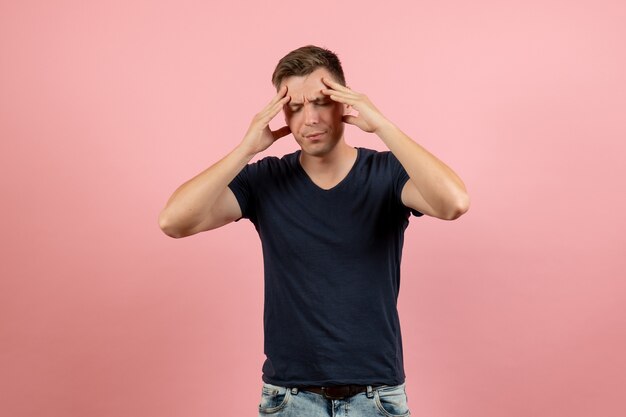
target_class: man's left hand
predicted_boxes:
[321,77,390,134]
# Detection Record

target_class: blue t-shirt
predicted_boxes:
[228,147,421,386]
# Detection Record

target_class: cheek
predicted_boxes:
[323,104,342,120]
[285,112,302,126]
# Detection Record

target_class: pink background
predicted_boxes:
[1,1,625,416]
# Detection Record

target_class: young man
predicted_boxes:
[159,45,469,416]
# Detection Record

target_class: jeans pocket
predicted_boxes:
[258,383,291,414]
[374,384,411,417]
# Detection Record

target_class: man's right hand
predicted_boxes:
[240,85,292,156]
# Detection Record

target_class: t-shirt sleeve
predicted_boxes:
[227,163,256,222]
[388,152,424,217]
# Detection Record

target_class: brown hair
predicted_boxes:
[271,45,346,90]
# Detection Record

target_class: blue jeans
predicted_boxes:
[258,382,411,416]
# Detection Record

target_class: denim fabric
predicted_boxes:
[258,382,411,417]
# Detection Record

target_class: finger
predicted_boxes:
[261,96,290,123]
[268,85,288,106]
[272,125,291,140]
[263,95,290,116]
[342,114,359,126]
[321,77,352,93]
[322,90,355,106]
[256,96,289,126]
[321,88,357,99]
[342,114,364,128]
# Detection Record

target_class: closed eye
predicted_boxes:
[288,100,331,112]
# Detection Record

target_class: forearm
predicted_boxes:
[319,77,468,219]
[376,121,469,218]
[158,144,254,236]
[159,86,291,237]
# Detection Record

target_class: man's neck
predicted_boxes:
[299,140,358,189]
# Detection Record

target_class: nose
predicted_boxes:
[303,103,319,126]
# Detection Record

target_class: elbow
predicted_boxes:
[442,192,470,220]
[158,210,187,239]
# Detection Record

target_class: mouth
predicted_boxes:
[305,131,326,140]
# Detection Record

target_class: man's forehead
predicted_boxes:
[287,93,327,105]
[283,79,324,98]
[281,68,334,97]
[282,67,329,85]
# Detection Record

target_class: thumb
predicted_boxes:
[342,115,363,128]
[272,125,291,140]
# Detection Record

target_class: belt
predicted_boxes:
[298,384,382,400]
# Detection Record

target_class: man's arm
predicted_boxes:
[377,123,469,220]
[158,86,291,238]
[321,78,469,220]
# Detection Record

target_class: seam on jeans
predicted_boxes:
[258,387,291,414]
[373,389,410,417]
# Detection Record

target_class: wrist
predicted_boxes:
[374,118,397,137]
[234,142,258,162]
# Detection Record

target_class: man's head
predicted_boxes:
[272,46,349,158]
[271,45,346,90]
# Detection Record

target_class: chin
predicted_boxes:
[301,143,336,158]
[295,131,342,157]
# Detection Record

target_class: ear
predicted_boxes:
[343,103,352,114]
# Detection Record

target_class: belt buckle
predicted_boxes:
[321,386,351,400]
